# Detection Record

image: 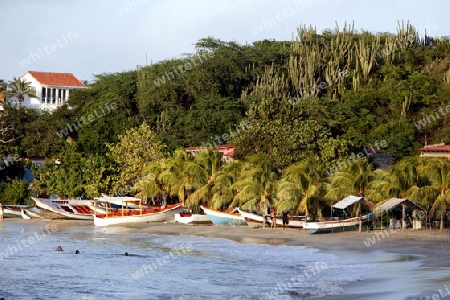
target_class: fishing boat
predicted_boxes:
[99,195,142,209]
[175,210,212,225]
[21,207,41,219]
[237,208,305,228]
[303,195,375,234]
[2,205,34,218]
[236,208,270,228]
[93,197,183,226]
[303,213,376,234]
[2,205,23,218]
[32,197,104,220]
[200,205,247,226]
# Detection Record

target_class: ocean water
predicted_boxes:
[0,221,390,300]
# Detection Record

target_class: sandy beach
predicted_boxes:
[4,218,450,299]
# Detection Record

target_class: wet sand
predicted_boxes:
[4,218,450,299]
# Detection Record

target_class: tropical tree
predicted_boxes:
[229,153,279,213]
[326,159,374,200]
[420,158,450,230]
[276,157,328,218]
[106,122,166,194]
[365,156,421,203]
[133,161,165,205]
[184,149,223,209]
[0,178,30,205]
[157,149,198,205]
[209,160,243,210]
[4,77,36,108]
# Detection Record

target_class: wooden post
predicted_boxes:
[402,204,406,233]
[359,201,362,232]
[263,202,267,228]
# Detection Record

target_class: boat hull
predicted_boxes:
[175,213,212,225]
[237,208,305,228]
[3,208,23,218]
[32,198,97,220]
[200,206,247,226]
[38,206,94,220]
[94,204,182,226]
[304,213,375,234]
[21,207,41,219]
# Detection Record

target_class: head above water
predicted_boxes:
[56,246,63,251]
[124,252,129,256]
[75,250,80,254]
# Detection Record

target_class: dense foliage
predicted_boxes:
[1,22,450,225]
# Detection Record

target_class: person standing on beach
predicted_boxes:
[270,208,276,230]
[282,211,289,230]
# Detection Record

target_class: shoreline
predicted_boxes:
[4,219,450,299]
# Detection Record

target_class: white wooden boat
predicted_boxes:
[175,210,212,225]
[99,196,142,209]
[200,206,247,226]
[21,207,41,219]
[237,208,270,228]
[237,208,305,228]
[303,213,375,234]
[32,197,104,220]
[304,195,375,234]
[3,205,32,218]
[93,197,182,226]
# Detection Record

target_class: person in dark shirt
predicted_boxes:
[282,211,289,230]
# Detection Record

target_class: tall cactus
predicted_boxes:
[444,68,450,86]
[401,92,412,119]
[355,35,380,81]
[396,20,418,50]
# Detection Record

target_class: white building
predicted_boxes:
[17,71,88,110]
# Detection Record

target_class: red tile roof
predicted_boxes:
[420,145,450,153]
[27,71,86,87]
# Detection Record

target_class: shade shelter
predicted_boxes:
[331,195,375,232]
[374,198,425,231]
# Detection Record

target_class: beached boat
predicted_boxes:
[93,197,182,226]
[2,205,35,218]
[175,210,212,225]
[237,208,306,228]
[21,207,41,219]
[303,213,376,234]
[32,197,104,220]
[99,196,142,209]
[200,206,247,226]
[304,195,375,234]
[237,208,270,228]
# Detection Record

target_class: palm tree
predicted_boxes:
[0,79,7,103]
[185,149,223,209]
[229,153,279,213]
[326,158,374,200]
[133,161,165,205]
[5,77,36,108]
[276,157,327,218]
[420,158,450,231]
[158,149,194,205]
[210,160,243,210]
[366,156,421,203]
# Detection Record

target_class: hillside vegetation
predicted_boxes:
[1,22,450,224]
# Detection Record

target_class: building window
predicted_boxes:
[52,89,56,104]
[58,89,62,105]
[41,87,46,103]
